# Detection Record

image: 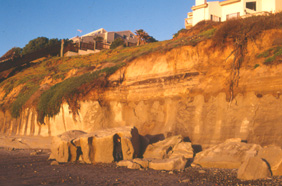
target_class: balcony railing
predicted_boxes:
[241,11,271,19]
[185,18,193,29]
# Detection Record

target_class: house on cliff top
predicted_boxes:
[185,0,282,28]
[71,28,137,47]
[66,28,137,56]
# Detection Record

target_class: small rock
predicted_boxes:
[8,147,15,151]
[169,171,174,174]
[182,179,190,183]
[116,160,141,169]
[51,161,59,166]
[199,170,206,174]
[191,163,201,168]
[30,152,37,156]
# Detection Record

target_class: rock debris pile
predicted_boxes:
[49,127,282,181]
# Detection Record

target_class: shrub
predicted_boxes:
[173,28,187,38]
[110,38,125,49]
[213,12,282,48]
[22,37,61,55]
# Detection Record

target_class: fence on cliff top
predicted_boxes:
[0,41,136,73]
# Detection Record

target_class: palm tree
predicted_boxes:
[135,29,157,46]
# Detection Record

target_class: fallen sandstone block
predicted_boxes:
[49,130,86,163]
[143,135,193,160]
[49,126,140,164]
[257,145,282,176]
[193,138,262,169]
[237,157,272,180]
[148,156,187,171]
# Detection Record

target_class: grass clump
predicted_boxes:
[257,50,271,58]
[254,64,260,69]
[10,86,39,118]
[257,46,282,65]
[198,28,216,38]
[264,47,282,65]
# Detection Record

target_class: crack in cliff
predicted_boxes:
[128,72,199,86]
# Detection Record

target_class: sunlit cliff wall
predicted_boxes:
[1,29,282,148]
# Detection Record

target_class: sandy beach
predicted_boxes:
[0,148,281,186]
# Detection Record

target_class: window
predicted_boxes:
[246,2,256,11]
[210,15,221,22]
[226,12,240,20]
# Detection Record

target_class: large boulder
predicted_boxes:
[237,157,272,180]
[257,145,282,176]
[140,135,192,171]
[193,138,262,169]
[143,135,193,160]
[169,142,194,159]
[49,126,140,164]
[116,135,193,171]
[49,130,86,163]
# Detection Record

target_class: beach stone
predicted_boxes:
[116,160,141,169]
[30,151,37,156]
[257,145,282,176]
[181,179,190,183]
[237,157,272,180]
[143,135,183,159]
[50,161,59,166]
[193,138,262,169]
[133,158,150,169]
[199,170,206,174]
[148,156,187,171]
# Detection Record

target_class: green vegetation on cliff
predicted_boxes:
[37,64,124,123]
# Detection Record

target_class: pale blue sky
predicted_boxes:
[0,0,197,56]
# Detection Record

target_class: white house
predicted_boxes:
[185,0,282,28]
[71,28,137,45]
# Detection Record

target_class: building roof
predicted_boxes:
[219,0,241,6]
[82,28,107,37]
[192,3,208,11]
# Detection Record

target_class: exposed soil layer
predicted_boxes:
[0,149,281,186]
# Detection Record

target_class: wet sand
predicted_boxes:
[0,148,281,186]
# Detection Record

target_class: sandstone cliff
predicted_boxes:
[1,19,282,149]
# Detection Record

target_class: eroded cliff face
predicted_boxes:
[1,30,282,148]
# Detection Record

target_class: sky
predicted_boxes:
[0,0,196,57]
